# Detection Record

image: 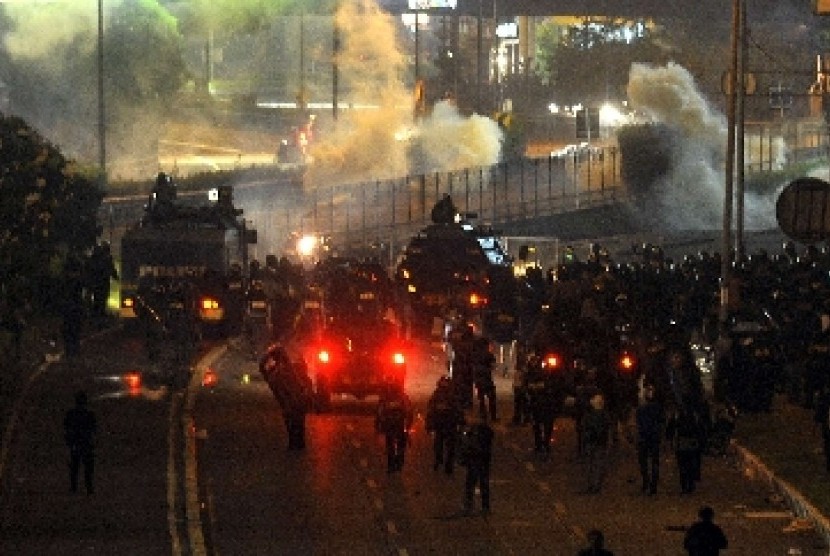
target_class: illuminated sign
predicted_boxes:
[408,0,457,9]
[496,22,518,38]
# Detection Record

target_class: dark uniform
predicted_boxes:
[450,327,475,409]
[524,359,559,459]
[636,384,664,495]
[376,383,414,473]
[459,418,494,514]
[64,391,97,494]
[85,241,118,318]
[426,377,465,474]
[667,401,707,494]
[260,344,313,450]
[471,336,498,420]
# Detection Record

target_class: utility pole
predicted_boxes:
[333,8,339,121]
[735,0,747,262]
[718,0,742,399]
[97,0,106,189]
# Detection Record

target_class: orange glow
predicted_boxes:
[123,370,142,390]
[619,353,637,372]
[202,369,219,387]
[543,353,560,370]
[201,297,219,310]
[122,297,134,308]
[469,292,488,307]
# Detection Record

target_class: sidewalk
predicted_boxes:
[732,395,830,547]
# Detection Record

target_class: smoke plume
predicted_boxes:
[626,61,777,230]
[304,0,502,189]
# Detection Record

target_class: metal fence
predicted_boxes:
[300,147,626,257]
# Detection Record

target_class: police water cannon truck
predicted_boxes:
[394,195,517,339]
[119,173,257,337]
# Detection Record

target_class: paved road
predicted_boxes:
[1,326,827,555]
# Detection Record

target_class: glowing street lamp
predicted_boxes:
[296,234,318,258]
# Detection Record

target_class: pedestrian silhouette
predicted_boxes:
[63,391,97,494]
[683,506,728,555]
[459,414,494,515]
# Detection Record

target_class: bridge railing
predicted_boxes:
[302,146,626,256]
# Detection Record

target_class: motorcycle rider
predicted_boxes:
[426,376,465,474]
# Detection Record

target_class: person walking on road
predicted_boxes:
[636,383,664,495]
[426,376,465,474]
[683,505,728,555]
[577,529,615,556]
[64,390,97,495]
[459,415,494,515]
[667,398,707,494]
[581,393,611,493]
[376,381,414,473]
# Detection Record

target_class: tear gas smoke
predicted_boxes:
[304,0,503,189]
[1,1,168,180]
[626,61,778,230]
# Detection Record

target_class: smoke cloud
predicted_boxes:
[304,0,502,189]
[626,61,777,230]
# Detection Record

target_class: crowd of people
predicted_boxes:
[248,236,830,554]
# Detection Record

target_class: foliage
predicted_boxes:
[1,1,191,165]
[0,114,102,312]
[181,0,338,34]
[107,0,187,103]
[537,17,668,107]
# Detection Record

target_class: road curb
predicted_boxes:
[734,442,830,552]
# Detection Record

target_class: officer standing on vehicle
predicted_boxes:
[426,376,465,474]
[376,381,414,473]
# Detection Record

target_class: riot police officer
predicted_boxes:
[260,344,313,451]
[471,335,498,421]
[426,376,465,474]
[525,354,561,460]
[376,381,414,473]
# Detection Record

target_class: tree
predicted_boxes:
[536,17,668,108]
[0,114,102,313]
[0,1,190,175]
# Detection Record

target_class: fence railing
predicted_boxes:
[104,120,829,264]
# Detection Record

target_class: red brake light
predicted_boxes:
[542,353,561,370]
[392,352,406,366]
[123,370,142,390]
[202,368,219,387]
[317,350,331,364]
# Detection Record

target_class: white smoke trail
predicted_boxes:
[305,0,502,189]
[626,61,777,230]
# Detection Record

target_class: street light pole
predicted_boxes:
[97,0,107,188]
